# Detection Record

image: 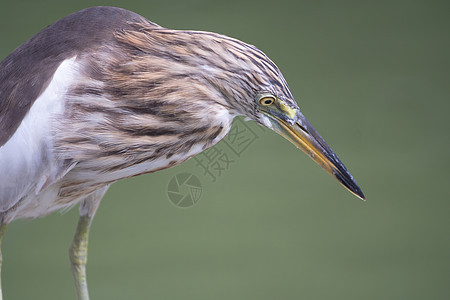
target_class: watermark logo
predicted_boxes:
[167,173,202,208]
[193,118,259,182]
[167,118,265,208]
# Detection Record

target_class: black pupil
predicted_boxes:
[264,99,272,105]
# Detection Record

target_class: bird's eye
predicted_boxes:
[259,96,275,106]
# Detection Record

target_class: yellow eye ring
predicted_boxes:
[259,96,275,106]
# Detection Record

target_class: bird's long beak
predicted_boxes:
[268,112,365,201]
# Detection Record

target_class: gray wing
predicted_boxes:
[0,6,158,146]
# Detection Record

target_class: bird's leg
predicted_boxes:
[0,221,6,300]
[69,186,109,300]
[70,213,94,300]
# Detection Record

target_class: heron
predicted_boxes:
[0,6,364,300]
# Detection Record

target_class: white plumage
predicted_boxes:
[0,57,79,221]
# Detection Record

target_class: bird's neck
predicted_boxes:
[54,56,236,185]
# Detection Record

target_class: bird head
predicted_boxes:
[253,91,365,201]
[183,31,366,201]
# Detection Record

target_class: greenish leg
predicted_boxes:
[0,222,6,300]
[69,213,93,300]
[69,186,109,300]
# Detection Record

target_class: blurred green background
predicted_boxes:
[1,0,449,299]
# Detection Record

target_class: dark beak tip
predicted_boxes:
[348,183,366,202]
[335,171,366,202]
[355,189,366,202]
[347,179,365,201]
